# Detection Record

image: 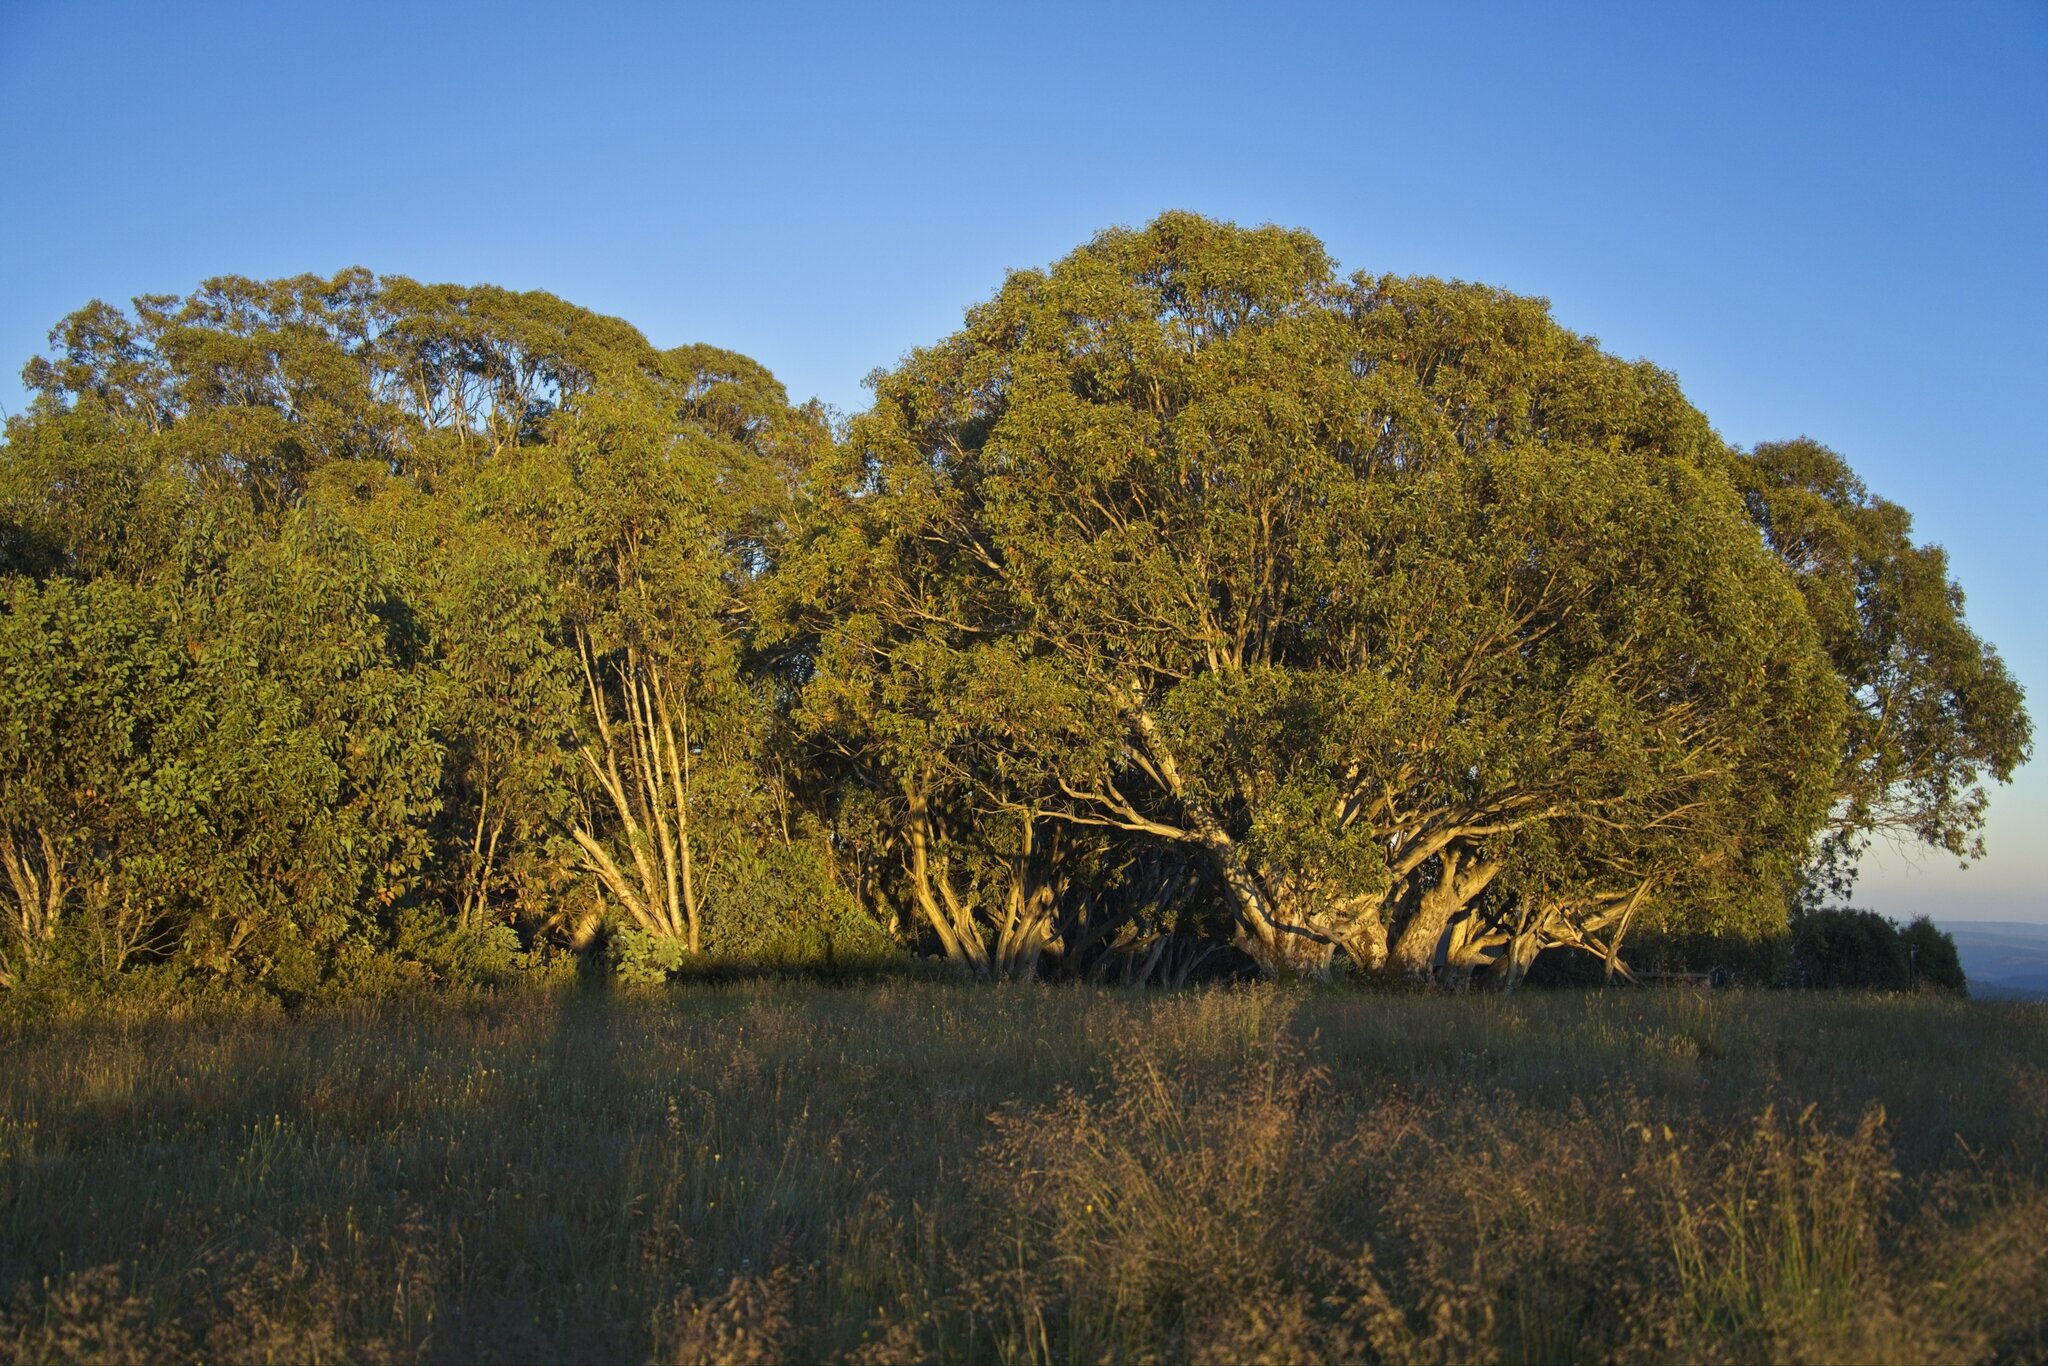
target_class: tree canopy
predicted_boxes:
[0,217,2029,996]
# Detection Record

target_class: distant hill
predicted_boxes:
[1937,921,2048,1001]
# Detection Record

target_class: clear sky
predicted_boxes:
[4,0,2043,922]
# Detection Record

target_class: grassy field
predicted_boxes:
[2,983,2045,1364]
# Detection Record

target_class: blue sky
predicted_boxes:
[4,0,2043,922]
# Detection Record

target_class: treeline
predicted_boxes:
[1550,907,1969,993]
[0,214,2029,999]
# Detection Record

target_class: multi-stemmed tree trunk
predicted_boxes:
[456,788,503,932]
[0,828,66,990]
[1386,846,1507,978]
[570,634,701,951]
[0,826,156,986]
[900,778,1059,981]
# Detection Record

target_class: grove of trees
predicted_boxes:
[0,214,2029,997]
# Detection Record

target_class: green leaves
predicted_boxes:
[798,212,1873,978]
[1731,439,2032,882]
[0,225,2026,993]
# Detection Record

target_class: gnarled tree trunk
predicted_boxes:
[1388,846,1504,979]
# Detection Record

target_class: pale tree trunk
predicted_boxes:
[1600,880,1652,987]
[1176,783,1335,977]
[80,877,155,979]
[0,828,67,989]
[1482,883,1656,989]
[1125,694,1320,976]
[458,776,507,932]
[903,780,991,979]
[1334,893,1390,973]
[899,787,1061,982]
[1090,932,1223,987]
[990,817,1057,980]
[570,633,700,951]
[1388,847,1504,979]
[1078,687,1408,982]
[1485,926,1546,990]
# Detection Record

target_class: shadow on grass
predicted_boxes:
[0,985,2043,1362]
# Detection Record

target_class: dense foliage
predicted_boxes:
[0,216,2029,996]
[1785,908,1969,992]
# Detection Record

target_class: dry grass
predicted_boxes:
[1,983,2044,1363]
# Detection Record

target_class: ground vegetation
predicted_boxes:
[1,984,2043,1363]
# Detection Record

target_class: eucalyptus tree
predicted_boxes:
[0,507,441,994]
[310,460,582,935]
[0,404,191,582]
[18,269,676,507]
[311,295,836,960]
[143,503,442,991]
[789,213,1849,978]
[9,273,845,984]
[511,346,818,956]
[769,520,1098,977]
[1726,438,2030,900]
[3,244,2021,994]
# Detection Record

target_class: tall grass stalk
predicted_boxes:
[0,984,2042,1362]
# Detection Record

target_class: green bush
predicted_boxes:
[1788,908,1966,993]
[1898,915,1967,992]
[608,926,692,986]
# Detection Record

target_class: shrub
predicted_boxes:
[1788,908,1966,993]
[610,926,692,985]
[1899,915,1967,993]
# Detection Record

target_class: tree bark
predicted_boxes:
[1388,849,1503,979]
[570,633,699,947]
[903,780,991,978]
[0,828,66,988]
[1334,894,1390,973]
